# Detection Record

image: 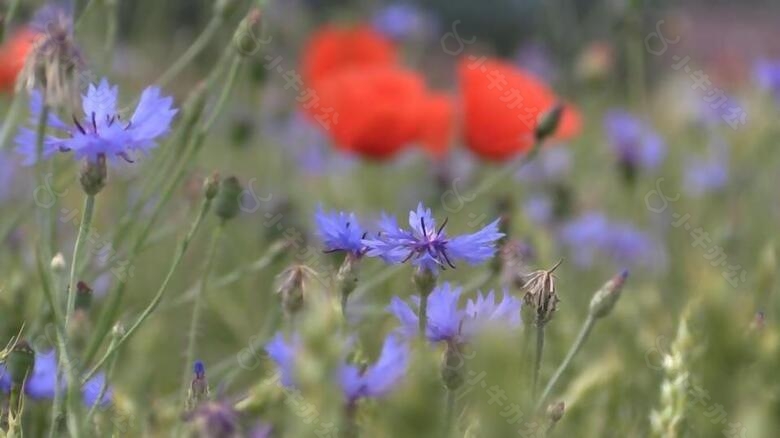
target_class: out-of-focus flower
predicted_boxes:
[575,41,615,83]
[338,334,409,404]
[313,67,426,159]
[363,203,503,272]
[0,28,38,92]
[754,58,780,104]
[388,283,522,343]
[184,400,240,438]
[19,5,83,107]
[0,350,112,406]
[516,146,571,185]
[603,109,666,177]
[371,3,437,41]
[265,332,301,387]
[514,42,558,83]
[15,78,177,165]
[558,212,665,271]
[683,139,729,197]
[248,423,273,438]
[418,93,455,158]
[300,24,397,86]
[314,207,366,256]
[524,194,554,225]
[458,57,581,161]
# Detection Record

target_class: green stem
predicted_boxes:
[75,0,100,29]
[85,334,120,423]
[66,195,96,326]
[418,294,428,335]
[0,90,24,150]
[443,389,456,438]
[470,141,542,201]
[177,223,223,418]
[533,323,545,399]
[1,0,22,42]
[103,0,119,70]
[155,17,223,88]
[536,315,597,411]
[83,196,214,383]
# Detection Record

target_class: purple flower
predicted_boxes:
[372,3,436,40]
[184,401,239,438]
[516,147,571,185]
[0,350,112,406]
[15,78,177,165]
[514,42,558,82]
[249,423,273,438]
[524,194,554,225]
[265,332,301,387]
[558,212,666,271]
[604,109,665,172]
[683,140,729,197]
[314,207,366,256]
[754,59,780,103]
[388,283,522,344]
[338,334,409,404]
[363,203,503,272]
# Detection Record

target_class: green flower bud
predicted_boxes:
[6,340,35,386]
[534,103,564,142]
[214,176,243,221]
[79,155,107,195]
[589,270,629,319]
[204,172,220,200]
[413,267,437,298]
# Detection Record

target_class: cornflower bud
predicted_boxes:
[589,270,629,319]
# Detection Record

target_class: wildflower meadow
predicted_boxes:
[0,0,777,437]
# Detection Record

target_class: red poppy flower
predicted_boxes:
[418,93,455,158]
[0,28,38,92]
[458,57,581,161]
[314,67,427,159]
[301,24,398,87]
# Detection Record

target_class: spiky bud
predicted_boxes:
[80,154,107,195]
[276,265,310,318]
[589,270,629,319]
[75,281,93,311]
[214,176,242,221]
[547,401,565,423]
[187,360,210,410]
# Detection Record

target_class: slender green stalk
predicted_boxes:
[179,223,223,408]
[83,196,214,382]
[470,141,542,201]
[443,390,456,438]
[155,17,223,87]
[66,195,96,326]
[533,323,545,399]
[418,295,428,335]
[75,0,100,29]
[0,91,25,150]
[536,315,596,411]
[1,0,22,42]
[85,333,121,423]
[103,0,119,70]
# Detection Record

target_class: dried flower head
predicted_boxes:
[521,260,563,326]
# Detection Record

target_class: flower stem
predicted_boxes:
[83,195,214,383]
[418,294,429,335]
[536,314,597,411]
[1,0,21,42]
[179,223,223,409]
[155,17,223,87]
[443,389,456,438]
[66,194,96,326]
[471,140,543,201]
[533,322,545,399]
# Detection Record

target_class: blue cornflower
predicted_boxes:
[15,78,177,165]
[558,212,666,271]
[314,207,366,256]
[388,283,522,344]
[0,350,112,407]
[754,59,780,104]
[266,332,410,403]
[265,332,301,387]
[363,203,503,272]
[603,109,665,173]
[683,140,729,197]
[338,334,409,405]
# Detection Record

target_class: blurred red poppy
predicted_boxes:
[458,57,581,161]
[301,25,397,87]
[0,28,37,92]
[418,93,455,158]
[314,67,427,159]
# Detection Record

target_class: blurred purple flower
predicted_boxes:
[754,58,780,103]
[363,203,503,272]
[388,283,522,344]
[314,207,366,256]
[558,212,665,271]
[338,334,409,404]
[603,109,666,173]
[514,42,558,82]
[372,3,437,40]
[249,423,273,438]
[265,332,301,387]
[184,401,240,438]
[516,147,570,185]
[0,350,112,406]
[16,78,177,165]
[524,194,553,226]
[683,139,729,197]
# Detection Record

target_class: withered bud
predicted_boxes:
[522,260,563,326]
